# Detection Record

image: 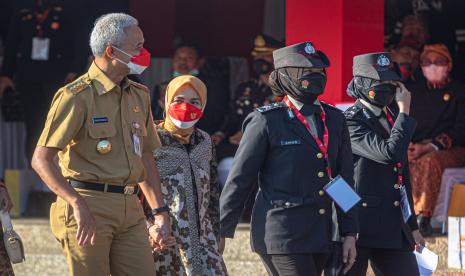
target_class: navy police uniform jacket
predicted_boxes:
[344,100,419,249]
[220,101,358,254]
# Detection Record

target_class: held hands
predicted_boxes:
[72,199,96,246]
[342,236,357,274]
[394,82,411,115]
[149,213,176,252]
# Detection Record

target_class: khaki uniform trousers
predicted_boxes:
[50,188,155,276]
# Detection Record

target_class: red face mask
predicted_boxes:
[114,47,151,75]
[168,102,203,129]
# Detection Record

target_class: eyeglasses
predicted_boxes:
[420,58,449,67]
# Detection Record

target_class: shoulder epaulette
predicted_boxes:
[129,80,149,92]
[256,102,285,113]
[66,76,90,94]
[343,105,363,119]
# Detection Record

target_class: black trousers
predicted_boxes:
[347,246,419,276]
[259,253,329,276]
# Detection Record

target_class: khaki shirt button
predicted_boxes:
[318,172,325,178]
[394,184,400,189]
[317,153,323,159]
[319,190,325,196]
[394,201,400,207]
[362,202,367,207]
[319,209,326,215]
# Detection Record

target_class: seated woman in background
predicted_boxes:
[408,44,465,236]
[141,75,227,275]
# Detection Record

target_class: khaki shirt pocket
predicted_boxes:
[88,123,117,139]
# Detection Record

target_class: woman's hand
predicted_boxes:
[412,229,425,250]
[342,236,357,274]
[0,182,13,213]
[218,237,226,255]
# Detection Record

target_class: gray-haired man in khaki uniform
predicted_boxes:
[32,13,174,275]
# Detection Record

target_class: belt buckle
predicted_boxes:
[124,185,135,195]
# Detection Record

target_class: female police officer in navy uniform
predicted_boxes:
[344,52,424,276]
[219,42,358,276]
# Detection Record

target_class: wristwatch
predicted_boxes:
[151,206,170,216]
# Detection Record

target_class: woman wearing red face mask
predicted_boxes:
[408,44,465,236]
[140,75,228,275]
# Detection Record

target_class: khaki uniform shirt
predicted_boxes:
[37,62,161,185]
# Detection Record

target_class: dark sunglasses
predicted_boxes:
[420,58,449,67]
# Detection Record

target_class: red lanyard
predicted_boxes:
[283,96,332,178]
[34,9,50,37]
[385,110,403,186]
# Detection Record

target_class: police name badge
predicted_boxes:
[133,122,142,157]
[400,185,412,223]
[31,37,50,61]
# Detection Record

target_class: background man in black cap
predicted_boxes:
[344,52,424,276]
[220,42,358,276]
[0,0,84,161]
[216,34,283,222]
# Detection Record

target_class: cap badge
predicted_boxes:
[304,43,316,55]
[377,55,391,67]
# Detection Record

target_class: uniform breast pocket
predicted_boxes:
[88,123,117,139]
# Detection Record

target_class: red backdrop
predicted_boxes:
[286,0,384,104]
[129,0,265,58]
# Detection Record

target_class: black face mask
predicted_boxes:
[290,72,326,104]
[367,83,397,107]
[254,59,273,75]
[269,68,327,105]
